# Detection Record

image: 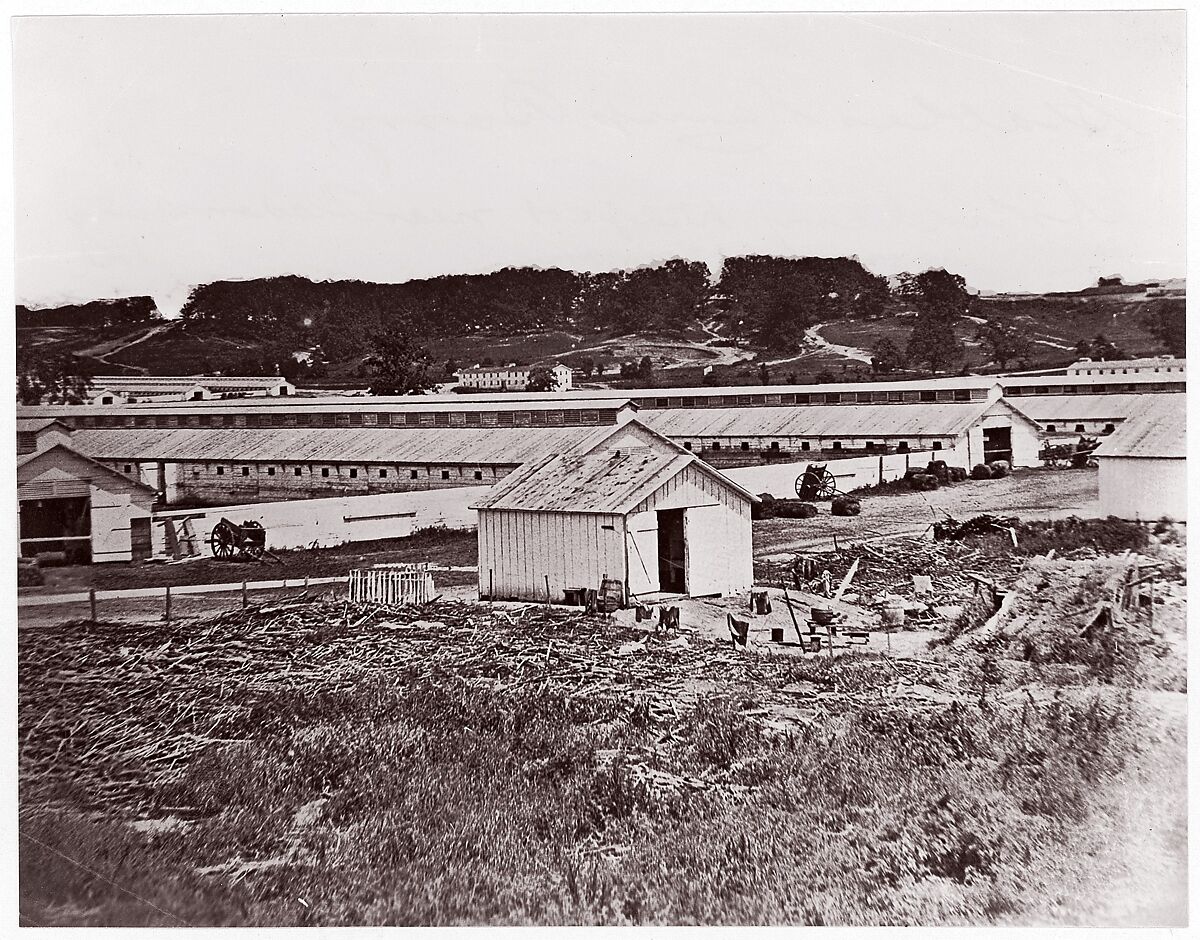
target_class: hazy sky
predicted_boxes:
[13,12,1185,314]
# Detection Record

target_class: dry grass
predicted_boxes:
[19,577,1181,926]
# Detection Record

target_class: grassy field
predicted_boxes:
[22,527,478,596]
[18,524,1187,926]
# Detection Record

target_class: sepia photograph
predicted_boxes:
[11,7,1188,928]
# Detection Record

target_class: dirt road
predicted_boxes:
[755,468,1100,557]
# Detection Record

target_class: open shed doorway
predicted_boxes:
[19,495,92,564]
[983,426,1013,464]
[656,509,687,594]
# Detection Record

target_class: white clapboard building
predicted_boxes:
[472,417,756,603]
[1093,396,1186,522]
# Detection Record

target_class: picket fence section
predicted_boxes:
[348,564,436,605]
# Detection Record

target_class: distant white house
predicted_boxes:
[1067,358,1185,377]
[458,363,573,392]
[1093,397,1186,522]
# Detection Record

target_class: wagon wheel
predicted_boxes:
[241,539,265,560]
[794,475,808,499]
[816,470,837,499]
[209,521,236,559]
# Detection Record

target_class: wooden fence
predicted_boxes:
[348,564,435,605]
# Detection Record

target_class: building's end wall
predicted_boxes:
[1098,457,1186,522]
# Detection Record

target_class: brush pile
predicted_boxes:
[19,595,968,815]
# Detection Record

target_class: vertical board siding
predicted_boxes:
[477,508,626,601]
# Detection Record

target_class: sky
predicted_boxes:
[12,11,1186,315]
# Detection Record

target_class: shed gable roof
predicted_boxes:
[471,418,757,514]
[17,443,158,494]
[1092,398,1186,459]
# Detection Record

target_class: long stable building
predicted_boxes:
[71,425,599,504]
[17,370,1183,508]
[17,368,1183,431]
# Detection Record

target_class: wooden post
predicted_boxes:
[781,580,804,649]
[164,585,171,623]
[545,574,551,607]
[488,569,494,604]
[241,580,248,609]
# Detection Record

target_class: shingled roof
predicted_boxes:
[470,418,758,514]
[1092,397,1186,459]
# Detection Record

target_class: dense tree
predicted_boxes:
[364,330,436,395]
[1145,300,1185,357]
[871,338,905,374]
[903,269,972,373]
[976,322,1032,370]
[16,349,93,404]
[1076,333,1127,362]
[525,367,559,392]
[718,256,890,348]
[16,297,160,332]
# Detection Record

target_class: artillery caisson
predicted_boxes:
[208,518,267,560]
[795,463,840,500]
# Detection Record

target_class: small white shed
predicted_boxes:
[1093,398,1186,522]
[472,417,757,603]
[17,443,158,563]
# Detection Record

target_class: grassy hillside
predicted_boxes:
[17,286,1182,390]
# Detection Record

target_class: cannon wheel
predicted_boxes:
[210,521,236,559]
[794,469,838,500]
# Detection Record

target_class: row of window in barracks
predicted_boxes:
[105,460,518,503]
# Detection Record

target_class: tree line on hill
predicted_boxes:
[16,260,1186,398]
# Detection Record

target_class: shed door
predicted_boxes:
[625,510,659,597]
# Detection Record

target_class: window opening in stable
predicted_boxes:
[683,442,692,451]
[898,441,909,452]
[379,469,387,478]
[294,467,302,476]
[123,464,132,473]
[267,466,275,476]
[1075,424,1085,433]
[832,442,842,451]
[770,441,780,451]
[410,469,418,479]
[711,442,721,451]
[192,469,199,477]
[1103,423,1116,434]
[321,467,330,478]
[1046,425,1057,433]
[241,467,250,476]
[932,441,943,451]
[920,391,936,402]
[216,466,224,476]
[441,470,450,480]
[474,470,483,480]
[349,468,358,479]
[801,441,811,451]
[740,441,750,451]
